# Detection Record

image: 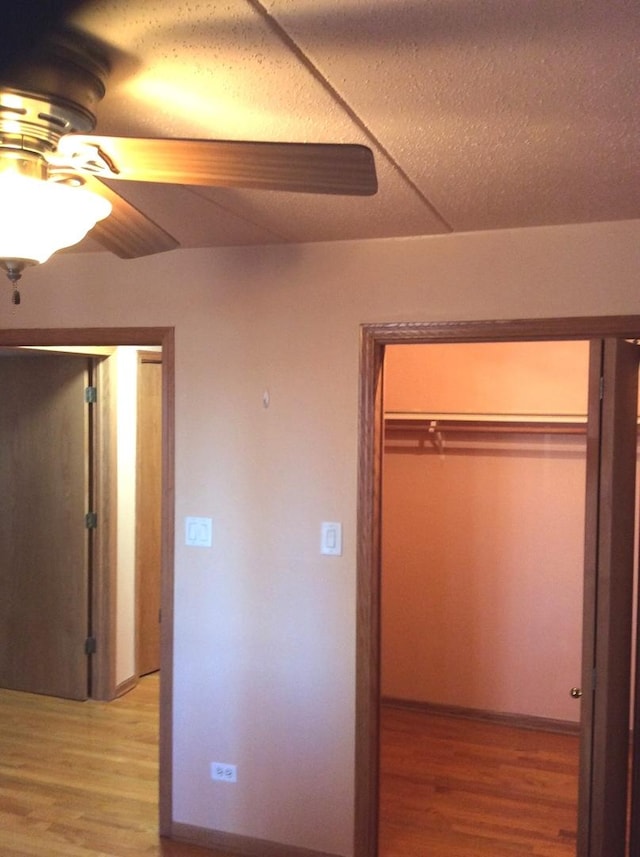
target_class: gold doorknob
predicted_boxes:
[570,687,583,699]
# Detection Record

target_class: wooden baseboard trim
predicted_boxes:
[114,675,138,698]
[170,822,343,857]
[381,696,580,735]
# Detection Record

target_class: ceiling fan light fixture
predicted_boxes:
[0,170,111,267]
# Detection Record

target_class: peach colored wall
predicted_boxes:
[2,219,640,856]
[384,340,590,415]
[381,342,589,722]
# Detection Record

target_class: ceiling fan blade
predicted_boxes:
[59,135,378,196]
[83,175,180,258]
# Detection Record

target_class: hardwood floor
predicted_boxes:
[0,675,227,857]
[0,678,579,856]
[379,704,579,857]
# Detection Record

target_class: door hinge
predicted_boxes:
[84,636,97,655]
[85,511,98,529]
[85,386,97,404]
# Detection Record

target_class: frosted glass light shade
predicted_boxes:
[0,172,111,263]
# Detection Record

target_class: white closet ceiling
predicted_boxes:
[6,0,640,253]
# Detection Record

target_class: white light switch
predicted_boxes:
[185,516,212,547]
[321,522,342,556]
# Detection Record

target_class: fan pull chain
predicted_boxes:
[1,261,25,304]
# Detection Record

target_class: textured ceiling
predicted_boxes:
[10,1,640,252]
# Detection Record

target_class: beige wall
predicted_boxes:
[381,341,589,723]
[3,219,640,855]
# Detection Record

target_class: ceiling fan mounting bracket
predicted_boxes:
[52,138,120,178]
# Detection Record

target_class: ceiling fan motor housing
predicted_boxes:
[0,29,109,158]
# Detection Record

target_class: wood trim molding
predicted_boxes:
[171,822,343,857]
[138,349,162,363]
[355,326,384,857]
[355,315,640,857]
[115,675,138,698]
[360,315,640,344]
[0,327,174,346]
[134,349,163,679]
[381,697,581,736]
[90,352,118,701]
[159,327,175,837]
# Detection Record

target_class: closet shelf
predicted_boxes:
[385,412,588,436]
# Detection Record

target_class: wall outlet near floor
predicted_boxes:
[211,762,237,783]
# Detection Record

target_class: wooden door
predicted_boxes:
[579,338,639,856]
[135,352,162,676]
[0,353,91,700]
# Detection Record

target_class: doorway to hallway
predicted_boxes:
[0,325,175,836]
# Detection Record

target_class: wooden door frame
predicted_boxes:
[135,349,163,679]
[0,326,175,837]
[582,339,640,855]
[355,315,640,857]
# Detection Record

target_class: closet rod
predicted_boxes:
[385,412,587,436]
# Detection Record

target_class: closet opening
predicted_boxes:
[354,317,640,857]
[380,340,588,855]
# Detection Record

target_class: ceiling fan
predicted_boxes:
[0,28,377,302]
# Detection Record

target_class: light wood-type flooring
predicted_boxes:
[0,674,222,857]
[0,675,579,856]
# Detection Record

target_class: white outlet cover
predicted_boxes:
[211,762,237,782]
[185,516,212,547]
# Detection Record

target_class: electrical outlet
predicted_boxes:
[211,762,237,783]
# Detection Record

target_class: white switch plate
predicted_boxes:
[321,522,342,556]
[185,516,212,547]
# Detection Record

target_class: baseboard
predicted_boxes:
[170,821,344,857]
[114,675,138,698]
[381,696,580,735]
